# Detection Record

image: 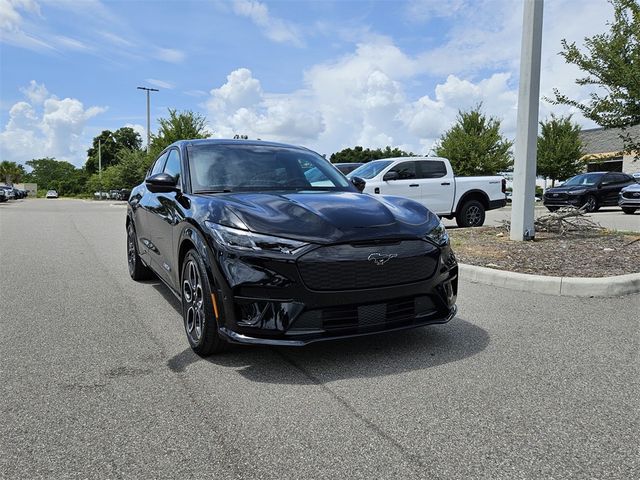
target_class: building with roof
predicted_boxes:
[579,125,639,174]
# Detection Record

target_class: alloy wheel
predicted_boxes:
[183,260,205,343]
[466,205,482,226]
[127,225,136,272]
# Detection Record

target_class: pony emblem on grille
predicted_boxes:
[368,253,398,266]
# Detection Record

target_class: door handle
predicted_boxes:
[441,182,451,186]
[409,184,419,187]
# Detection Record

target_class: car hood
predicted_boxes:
[621,183,640,192]
[546,185,592,194]
[201,191,438,244]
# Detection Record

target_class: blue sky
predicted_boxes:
[0,0,613,167]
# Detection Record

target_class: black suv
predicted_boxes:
[126,140,458,355]
[543,171,636,212]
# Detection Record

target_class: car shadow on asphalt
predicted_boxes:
[166,318,489,384]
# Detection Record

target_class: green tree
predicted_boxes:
[85,127,143,174]
[549,0,640,157]
[434,105,513,175]
[330,146,415,163]
[23,157,89,196]
[536,115,585,185]
[86,148,153,194]
[0,161,26,184]
[149,109,210,159]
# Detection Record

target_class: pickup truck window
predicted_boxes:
[417,161,447,179]
[390,161,416,179]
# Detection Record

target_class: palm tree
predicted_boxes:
[0,161,26,185]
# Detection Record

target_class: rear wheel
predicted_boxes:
[584,195,599,212]
[621,207,637,214]
[127,223,152,280]
[456,200,486,227]
[181,250,228,356]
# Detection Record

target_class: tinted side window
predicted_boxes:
[417,160,447,179]
[150,152,169,176]
[391,161,416,180]
[163,149,182,184]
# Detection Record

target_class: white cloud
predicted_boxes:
[0,0,53,51]
[155,47,185,63]
[232,0,303,47]
[0,82,106,166]
[19,80,49,105]
[124,123,145,143]
[145,78,175,89]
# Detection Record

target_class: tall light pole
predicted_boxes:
[510,0,544,241]
[137,86,159,153]
[97,132,115,200]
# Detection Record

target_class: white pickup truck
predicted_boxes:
[347,157,506,227]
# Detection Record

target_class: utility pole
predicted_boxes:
[137,86,159,153]
[510,0,544,241]
[98,138,102,200]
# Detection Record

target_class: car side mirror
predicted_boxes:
[383,171,399,181]
[351,176,366,192]
[146,173,179,193]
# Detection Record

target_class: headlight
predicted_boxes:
[205,222,309,255]
[425,219,449,247]
[568,189,586,195]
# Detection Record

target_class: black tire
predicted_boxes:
[181,249,228,356]
[584,195,599,212]
[546,206,559,212]
[621,207,637,214]
[456,200,486,227]
[127,222,152,281]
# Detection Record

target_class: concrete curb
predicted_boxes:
[459,263,640,297]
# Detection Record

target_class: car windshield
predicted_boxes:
[563,173,603,186]
[187,144,351,193]
[346,160,393,179]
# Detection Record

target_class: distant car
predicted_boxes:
[333,162,363,175]
[505,192,540,204]
[0,185,15,200]
[46,190,59,198]
[109,189,121,200]
[543,171,635,212]
[619,183,640,214]
[119,188,131,200]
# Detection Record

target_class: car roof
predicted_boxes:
[168,138,314,152]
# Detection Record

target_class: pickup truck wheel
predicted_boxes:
[456,200,486,227]
[127,223,152,281]
[181,250,228,356]
[621,207,637,214]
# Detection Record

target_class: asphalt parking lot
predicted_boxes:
[1,199,638,479]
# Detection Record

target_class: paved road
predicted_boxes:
[1,199,638,479]
[443,205,640,232]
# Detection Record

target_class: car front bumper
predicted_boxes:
[210,239,459,346]
[618,197,640,208]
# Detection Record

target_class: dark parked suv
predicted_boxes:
[543,171,636,212]
[127,140,458,355]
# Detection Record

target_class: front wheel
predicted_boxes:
[456,200,486,227]
[621,207,637,214]
[584,195,599,212]
[181,250,228,356]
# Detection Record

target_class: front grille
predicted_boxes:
[545,192,568,201]
[622,191,640,199]
[292,296,437,333]
[297,240,439,291]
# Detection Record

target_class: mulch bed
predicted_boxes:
[448,226,640,277]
